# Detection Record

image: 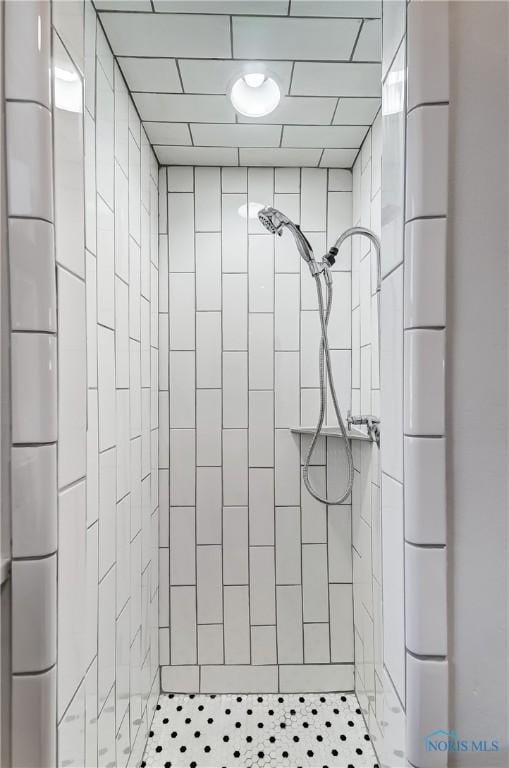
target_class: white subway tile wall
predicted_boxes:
[160,167,354,692]
[350,109,385,753]
[6,1,160,766]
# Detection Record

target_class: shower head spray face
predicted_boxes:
[258,206,289,236]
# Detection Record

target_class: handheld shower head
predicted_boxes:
[258,206,315,267]
[257,206,290,236]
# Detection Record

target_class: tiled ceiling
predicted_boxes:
[97,0,382,167]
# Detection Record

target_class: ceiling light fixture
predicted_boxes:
[230,73,280,118]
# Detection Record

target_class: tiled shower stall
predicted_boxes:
[2,0,488,767]
[159,165,355,694]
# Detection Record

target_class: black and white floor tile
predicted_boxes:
[142,692,378,768]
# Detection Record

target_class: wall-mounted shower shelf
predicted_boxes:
[290,426,372,441]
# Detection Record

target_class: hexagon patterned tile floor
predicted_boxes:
[142,692,379,768]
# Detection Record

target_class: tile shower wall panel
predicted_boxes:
[6,2,160,765]
[161,167,354,692]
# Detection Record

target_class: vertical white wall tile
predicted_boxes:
[198,625,224,665]
[98,325,116,451]
[115,162,129,282]
[406,656,448,768]
[129,237,141,341]
[302,544,328,623]
[197,545,223,623]
[249,235,274,312]
[381,42,406,276]
[197,389,222,466]
[404,218,447,329]
[195,167,221,231]
[58,683,85,765]
[12,669,56,768]
[196,312,221,389]
[5,0,51,106]
[169,273,195,350]
[167,167,193,192]
[169,430,196,506]
[249,546,275,625]
[381,473,405,704]
[224,586,250,664]
[380,264,403,481]
[168,193,195,271]
[11,332,57,444]
[222,193,247,272]
[249,391,274,467]
[57,268,86,487]
[275,168,300,193]
[276,585,303,663]
[223,429,248,506]
[97,195,115,329]
[249,468,275,546]
[405,544,447,656]
[249,313,273,389]
[116,390,130,503]
[330,584,354,662]
[248,168,274,235]
[304,624,330,664]
[6,102,53,221]
[12,556,57,672]
[58,481,87,719]
[300,310,320,388]
[275,351,299,428]
[196,467,222,544]
[275,507,301,585]
[407,0,449,110]
[86,252,97,390]
[327,192,353,269]
[128,132,141,245]
[222,167,247,193]
[404,329,445,435]
[9,217,56,333]
[223,506,249,585]
[170,507,196,585]
[115,277,129,387]
[301,467,326,543]
[301,168,327,231]
[196,232,221,310]
[11,444,57,558]
[96,63,114,211]
[406,105,449,220]
[275,274,300,351]
[223,274,247,350]
[169,351,196,428]
[170,587,197,665]
[275,429,300,506]
[99,448,116,580]
[223,352,248,427]
[328,505,352,583]
[404,436,446,545]
[251,626,277,665]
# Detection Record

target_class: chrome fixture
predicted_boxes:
[258,207,382,505]
[347,412,381,447]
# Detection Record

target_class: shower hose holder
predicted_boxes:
[347,411,381,447]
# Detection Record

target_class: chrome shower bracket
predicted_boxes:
[347,411,381,447]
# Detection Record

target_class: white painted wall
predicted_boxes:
[447,2,509,764]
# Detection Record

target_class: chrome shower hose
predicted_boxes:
[302,265,354,505]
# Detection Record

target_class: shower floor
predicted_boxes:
[142,692,378,768]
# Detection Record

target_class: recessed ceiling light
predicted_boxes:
[230,73,280,118]
[238,202,264,219]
